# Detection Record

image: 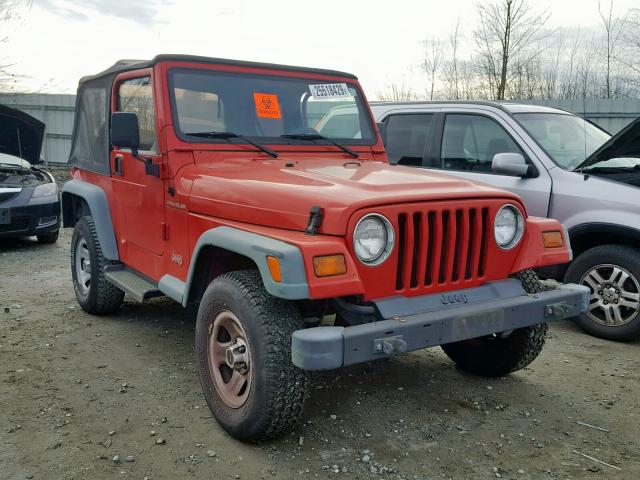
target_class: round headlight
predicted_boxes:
[494,204,524,249]
[353,214,395,265]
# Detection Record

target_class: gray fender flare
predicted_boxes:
[158,226,310,306]
[61,179,119,260]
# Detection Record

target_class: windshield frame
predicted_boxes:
[511,112,611,171]
[166,67,377,147]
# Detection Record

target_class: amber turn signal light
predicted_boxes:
[313,255,347,278]
[542,231,564,248]
[266,256,282,282]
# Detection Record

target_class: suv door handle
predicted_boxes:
[114,155,123,176]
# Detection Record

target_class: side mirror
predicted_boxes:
[377,121,387,147]
[111,112,140,151]
[492,152,530,177]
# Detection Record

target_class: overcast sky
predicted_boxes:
[2,0,638,98]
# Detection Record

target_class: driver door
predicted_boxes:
[434,112,552,218]
[111,72,166,263]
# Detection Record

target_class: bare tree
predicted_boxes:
[1,0,31,91]
[420,38,444,100]
[598,0,627,98]
[473,0,551,100]
[443,20,464,99]
[616,8,640,90]
[375,83,419,102]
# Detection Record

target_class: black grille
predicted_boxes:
[0,215,30,233]
[0,191,19,204]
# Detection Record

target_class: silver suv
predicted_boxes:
[370,101,640,341]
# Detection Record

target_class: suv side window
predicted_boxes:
[385,113,433,166]
[440,114,523,173]
[118,77,157,152]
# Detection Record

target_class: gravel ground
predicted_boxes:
[1,221,639,479]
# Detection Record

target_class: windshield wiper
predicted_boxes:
[186,131,278,158]
[281,133,359,158]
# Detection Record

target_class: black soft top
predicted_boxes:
[69,55,357,175]
[79,54,358,84]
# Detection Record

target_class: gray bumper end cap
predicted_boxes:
[292,326,344,371]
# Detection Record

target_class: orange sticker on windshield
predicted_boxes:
[253,93,281,119]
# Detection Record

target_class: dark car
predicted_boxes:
[0,105,60,243]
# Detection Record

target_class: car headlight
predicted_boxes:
[31,182,58,198]
[494,204,524,249]
[353,214,395,265]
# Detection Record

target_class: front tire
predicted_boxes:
[70,216,124,314]
[564,245,640,341]
[441,270,548,376]
[195,270,310,442]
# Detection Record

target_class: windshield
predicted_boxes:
[513,113,611,170]
[168,68,375,146]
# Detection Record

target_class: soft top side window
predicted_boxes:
[117,77,157,152]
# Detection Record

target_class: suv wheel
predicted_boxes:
[70,216,124,314]
[565,245,640,341]
[195,270,309,442]
[37,230,59,244]
[441,270,548,376]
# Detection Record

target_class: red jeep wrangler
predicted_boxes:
[62,55,589,442]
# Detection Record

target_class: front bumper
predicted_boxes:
[292,279,590,371]
[0,200,61,237]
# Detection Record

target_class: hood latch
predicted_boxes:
[305,206,324,235]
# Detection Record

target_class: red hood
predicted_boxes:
[185,155,521,235]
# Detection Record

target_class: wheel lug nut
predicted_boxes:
[598,290,603,295]
[237,346,246,354]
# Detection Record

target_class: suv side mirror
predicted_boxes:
[377,122,387,147]
[111,112,140,151]
[492,152,530,177]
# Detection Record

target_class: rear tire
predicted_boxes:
[195,270,309,442]
[441,269,548,376]
[37,230,59,244]
[564,245,640,341]
[70,216,124,314]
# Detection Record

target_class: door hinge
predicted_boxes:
[162,222,169,240]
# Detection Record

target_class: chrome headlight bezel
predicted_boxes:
[353,213,395,266]
[494,204,525,250]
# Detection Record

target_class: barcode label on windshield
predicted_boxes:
[309,83,352,99]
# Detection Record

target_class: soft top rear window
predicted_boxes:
[168,68,375,145]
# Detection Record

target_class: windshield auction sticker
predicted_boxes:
[253,93,281,119]
[309,83,352,99]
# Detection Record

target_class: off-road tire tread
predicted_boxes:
[71,216,124,315]
[564,244,640,341]
[441,269,549,376]
[197,270,309,442]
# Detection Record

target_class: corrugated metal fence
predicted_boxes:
[0,93,75,167]
[0,94,638,165]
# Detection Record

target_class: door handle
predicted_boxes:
[114,155,123,176]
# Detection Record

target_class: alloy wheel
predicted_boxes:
[580,264,640,326]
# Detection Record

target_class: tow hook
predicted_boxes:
[372,335,407,355]
[544,302,574,319]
